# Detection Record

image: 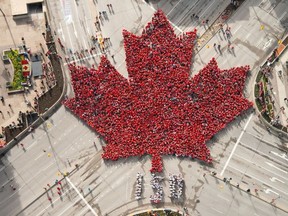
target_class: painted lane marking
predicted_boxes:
[265,162,287,174]
[220,114,253,176]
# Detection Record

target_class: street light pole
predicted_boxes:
[0,8,5,17]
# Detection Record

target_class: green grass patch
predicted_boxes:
[254,83,259,97]
[255,98,263,111]
[256,71,263,83]
[6,50,27,90]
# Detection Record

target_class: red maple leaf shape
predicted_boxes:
[64,10,252,172]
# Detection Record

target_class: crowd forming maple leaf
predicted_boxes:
[64,10,252,172]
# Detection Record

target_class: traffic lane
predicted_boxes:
[69,0,89,50]
[65,163,135,215]
[191,5,281,72]
[1,123,99,214]
[190,25,259,74]
[239,132,288,167]
[0,181,36,216]
[77,0,95,38]
[231,144,288,188]
[227,156,288,199]
[234,151,288,191]
[196,174,286,216]
[213,136,288,197]
[27,184,81,216]
[166,0,231,36]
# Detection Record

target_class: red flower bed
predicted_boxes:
[63,10,252,172]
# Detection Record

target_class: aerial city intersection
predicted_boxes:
[0,0,288,215]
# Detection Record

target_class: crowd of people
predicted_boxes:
[135,172,143,200]
[64,10,252,173]
[150,174,164,204]
[168,174,184,199]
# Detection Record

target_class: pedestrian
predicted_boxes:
[43,149,46,153]
[111,55,115,60]
[58,181,62,186]
[48,197,52,202]
[203,173,206,177]
[57,187,61,191]
[44,187,47,190]
[236,183,239,188]
[20,143,24,147]
[218,44,221,51]
[47,183,50,187]
[213,43,217,52]
[57,191,61,195]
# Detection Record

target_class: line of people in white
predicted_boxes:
[168,173,184,199]
[135,172,143,200]
[150,174,164,204]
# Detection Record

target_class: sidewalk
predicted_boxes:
[272,50,288,128]
[0,0,49,143]
[256,38,288,134]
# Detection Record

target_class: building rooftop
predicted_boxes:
[10,0,43,16]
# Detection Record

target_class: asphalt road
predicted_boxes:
[0,0,288,215]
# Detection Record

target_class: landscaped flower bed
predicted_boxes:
[254,63,288,132]
[5,49,27,90]
[132,210,182,216]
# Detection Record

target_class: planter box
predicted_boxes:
[2,55,10,64]
[7,89,25,94]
